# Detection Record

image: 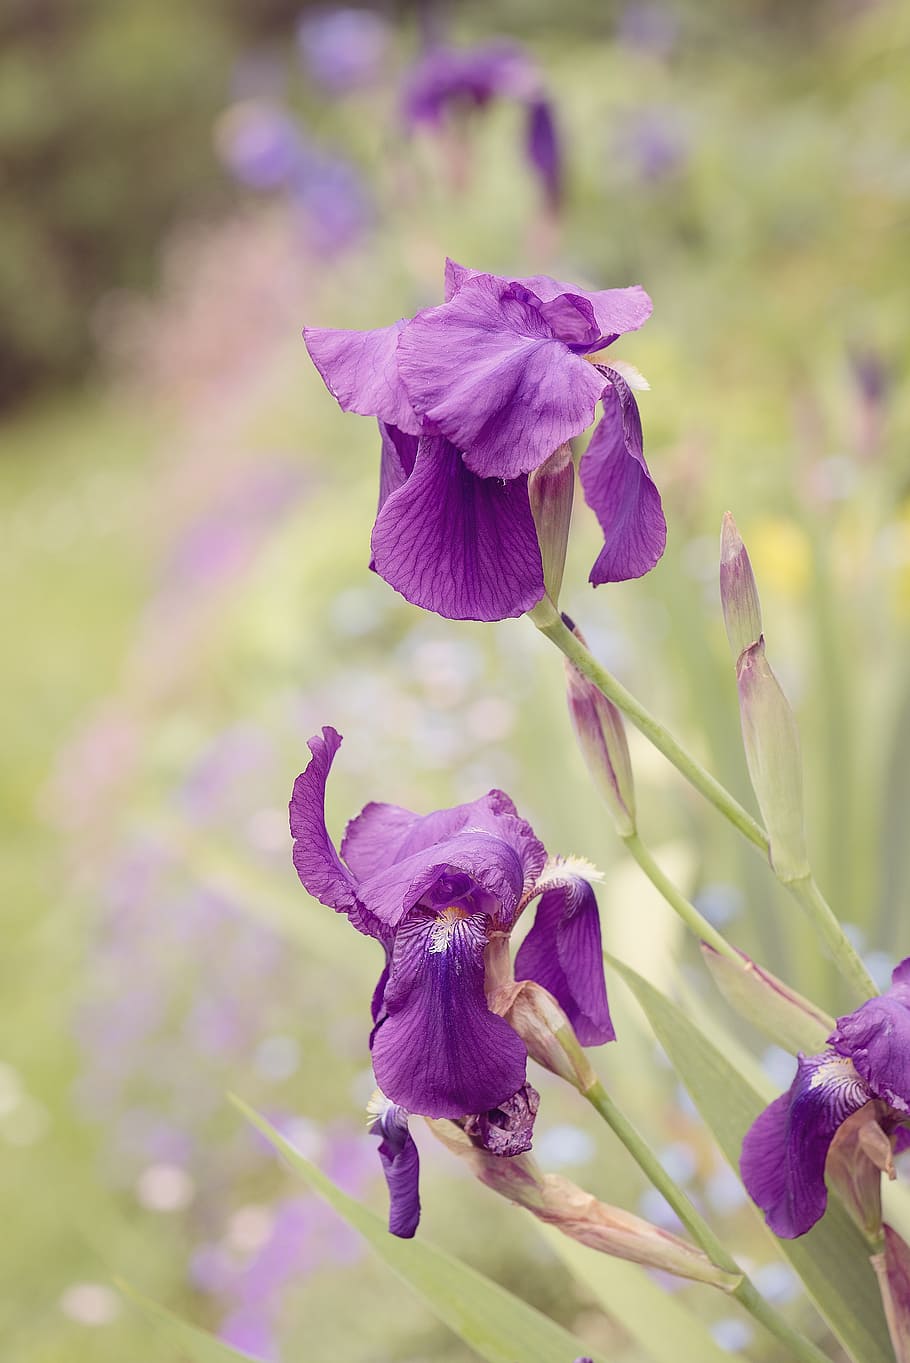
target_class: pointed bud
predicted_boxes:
[719,513,763,660]
[700,944,834,1054]
[562,616,636,836]
[737,638,810,882]
[528,443,574,606]
[873,1225,910,1362]
[492,979,597,1094]
[827,1102,892,1239]
[425,1121,741,1291]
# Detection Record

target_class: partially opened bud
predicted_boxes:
[719,512,763,660]
[872,1224,910,1362]
[737,638,810,882]
[562,616,635,836]
[528,443,575,605]
[700,943,834,1054]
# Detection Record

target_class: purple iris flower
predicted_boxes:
[304,260,664,622]
[402,41,563,210]
[290,726,614,1234]
[741,959,910,1238]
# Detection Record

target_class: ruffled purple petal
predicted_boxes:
[514,876,615,1046]
[341,802,422,880]
[397,277,606,479]
[359,828,528,931]
[370,1099,421,1238]
[389,790,546,897]
[370,435,545,621]
[740,1052,872,1238]
[371,907,527,1118]
[830,991,910,1115]
[304,320,422,434]
[290,728,359,910]
[580,370,667,584]
[464,1080,539,1156]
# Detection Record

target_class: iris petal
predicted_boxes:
[304,320,422,434]
[371,907,527,1118]
[370,435,544,621]
[370,1100,421,1239]
[740,1051,872,1238]
[514,876,615,1046]
[580,371,667,585]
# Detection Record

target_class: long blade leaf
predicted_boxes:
[231,1096,609,1363]
[115,1279,265,1362]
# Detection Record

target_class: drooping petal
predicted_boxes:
[377,421,419,513]
[370,435,545,621]
[369,1096,421,1238]
[359,828,529,931]
[580,370,667,584]
[464,1080,540,1156]
[397,276,606,479]
[304,320,422,434]
[514,875,614,1046]
[830,991,910,1115]
[740,1051,872,1238]
[371,907,527,1118]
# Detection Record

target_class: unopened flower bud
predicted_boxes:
[737,638,810,882]
[494,979,598,1093]
[528,444,575,606]
[700,943,834,1054]
[562,615,635,836]
[873,1224,910,1363]
[719,512,763,660]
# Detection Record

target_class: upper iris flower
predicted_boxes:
[741,959,910,1238]
[304,259,665,622]
[290,725,614,1234]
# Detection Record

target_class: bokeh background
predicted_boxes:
[3,1,910,1359]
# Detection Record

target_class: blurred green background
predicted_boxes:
[3,1,910,1359]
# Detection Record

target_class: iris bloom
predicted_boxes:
[741,959,910,1238]
[402,41,562,210]
[305,259,665,621]
[290,726,614,1234]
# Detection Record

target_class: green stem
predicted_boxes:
[585,1080,833,1363]
[787,874,878,1002]
[534,609,769,853]
[621,830,741,965]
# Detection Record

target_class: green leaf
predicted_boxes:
[607,954,893,1363]
[537,1227,733,1363]
[115,1279,264,1362]
[231,1096,608,1363]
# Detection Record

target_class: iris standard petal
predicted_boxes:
[514,877,615,1046]
[290,728,362,917]
[397,276,606,479]
[830,991,910,1115]
[369,1099,421,1238]
[304,320,422,434]
[359,828,528,930]
[341,802,422,880]
[371,907,527,1118]
[370,435,545,621]
[740,1052,872,1238]
[580,370,667,584]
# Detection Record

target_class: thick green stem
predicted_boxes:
[621,830,741,965]
[534,610,769,852]
[787,874,878,1002]
[585,1080,833,1363]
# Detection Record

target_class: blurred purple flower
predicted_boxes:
[742,958,910,1237]
[620,107,690,183]
[616,2,679,57]
[216,100,308,191]
[297,8,390,92]
[290,725,614,1233]
[402,40,563,210]
[305,259,663,620]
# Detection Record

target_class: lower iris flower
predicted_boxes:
[741,960,910,1237]
[290,726,615,1235]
